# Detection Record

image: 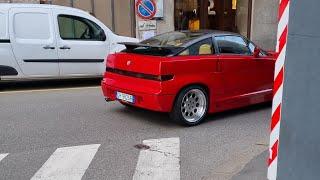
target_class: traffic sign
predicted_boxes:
[136,0,157,20]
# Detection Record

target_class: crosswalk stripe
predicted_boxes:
[133,138,180,180]
[0,153,9,162]
[31,144,100,180]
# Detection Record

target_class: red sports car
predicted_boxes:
[101,30,275,126]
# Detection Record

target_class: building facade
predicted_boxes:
[0,0,278,50]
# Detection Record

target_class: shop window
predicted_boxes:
[175,0,200,31]
[232,0,237,10]
[174,0,251,39]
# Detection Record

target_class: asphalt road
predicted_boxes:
[0,80,270,180]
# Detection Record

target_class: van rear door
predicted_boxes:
[9,7,59,77]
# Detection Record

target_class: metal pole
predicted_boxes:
[130,0,136,37]
[91,0,95,16]
[247,0,253,38]
[70,0,74,7]
[111,0,116,32]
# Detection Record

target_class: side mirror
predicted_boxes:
[253,48,261,58]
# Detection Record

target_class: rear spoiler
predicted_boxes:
[118,42,184,55]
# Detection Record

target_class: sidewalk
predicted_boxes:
[232,150,268,180]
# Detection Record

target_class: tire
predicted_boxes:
[170,85,209,126]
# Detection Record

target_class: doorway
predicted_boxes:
[174,0,252,37]
[204,0,236,32]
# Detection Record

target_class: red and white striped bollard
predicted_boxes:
[268,0,291,179]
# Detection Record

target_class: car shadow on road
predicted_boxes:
[111,105,180,128]
[110,102,272,127]
[204,102,272,124]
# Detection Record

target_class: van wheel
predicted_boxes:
[170,86,208,126]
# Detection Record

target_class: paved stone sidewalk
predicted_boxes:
[232,150,268,180]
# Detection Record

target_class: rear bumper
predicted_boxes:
[101,78,175,112]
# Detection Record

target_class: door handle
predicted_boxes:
[60,45,71,50]
[43,45,55,50]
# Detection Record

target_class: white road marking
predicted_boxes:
[133,138,180,180]
[0,86,99,95]
[31,144,100,180]
[0,153,9,162]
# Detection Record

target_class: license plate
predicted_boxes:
[116,91,135,103]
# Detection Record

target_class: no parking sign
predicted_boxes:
[136,0,157,20]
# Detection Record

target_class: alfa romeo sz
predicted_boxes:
[101,30,275,126]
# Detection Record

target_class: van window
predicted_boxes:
[0,13,6,38]
[58,15,106,41]
[13,13,51,39]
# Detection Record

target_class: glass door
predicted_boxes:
[174,0,200,31]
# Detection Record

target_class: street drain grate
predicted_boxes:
[134,144,150,150]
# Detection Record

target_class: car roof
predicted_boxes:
[0,3,87,14]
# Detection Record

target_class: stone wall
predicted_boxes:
[236,0,249,38]
[136,0,174,40]
[251,0,278,50]
[156,0,174,35]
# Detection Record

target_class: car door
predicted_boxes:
[248,41,275,92]
[53,10,109,77]
[9,7,59,77]
[177,37,222,109]
[215,35,258,100]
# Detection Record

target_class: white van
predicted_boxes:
[0,4,138,81]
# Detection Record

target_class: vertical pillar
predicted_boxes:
[269,0,320,179]
[247,0,252,38]
[111,0,116,32]
[199,0,208,29]
[130,0,136,37]
[91,0,95,16]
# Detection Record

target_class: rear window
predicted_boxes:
[122,31,206,56]
[141,31,205,47]
[0,13,6,38]
[122,43,183,56]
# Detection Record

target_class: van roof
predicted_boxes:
[0,3,88,14]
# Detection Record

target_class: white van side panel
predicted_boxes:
[1,4,138,81]
[0,9,23,80]
[0,12,7,39]
[9,7,60,77]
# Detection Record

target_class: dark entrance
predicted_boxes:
[174,0,252,37]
